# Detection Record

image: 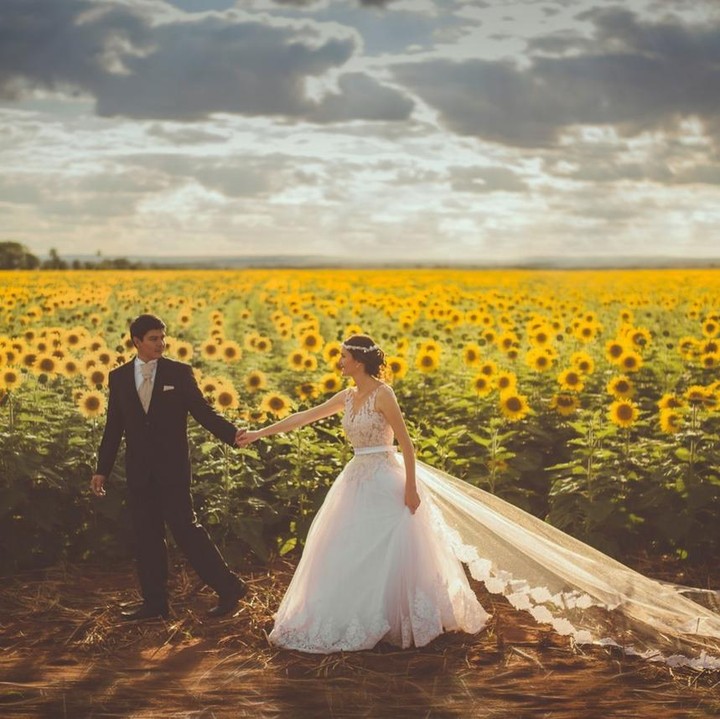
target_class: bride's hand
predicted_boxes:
[404,487,421,514]
[237,430,261,447]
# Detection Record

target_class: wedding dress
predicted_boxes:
[269,386,720,668]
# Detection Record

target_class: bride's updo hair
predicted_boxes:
[343,334,386,378]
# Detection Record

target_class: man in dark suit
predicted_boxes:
[91,314,246,620]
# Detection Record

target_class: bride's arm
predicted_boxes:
[238,389,347,444]
[375,385,420,514]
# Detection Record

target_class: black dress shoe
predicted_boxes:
[206,581,247,618]
[121,603,169,621]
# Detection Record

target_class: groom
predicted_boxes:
[91,314,246,620]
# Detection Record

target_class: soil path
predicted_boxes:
[1,560,719,718]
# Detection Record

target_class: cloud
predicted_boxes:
[449,165,527,193]
[0,0,412,123]
[394,7,720,147]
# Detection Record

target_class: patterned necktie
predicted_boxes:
[138,363,154,413]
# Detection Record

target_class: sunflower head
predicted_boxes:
[260,392,293,418]
[77,389,106,418]
[659,408,684,434]
[320,373,342,394]
[551,393,579,416]
[245,370,267,393]
[385,356,408,381]
[415,352,439,374]
[608,399,639,428]
[499,392,530,422]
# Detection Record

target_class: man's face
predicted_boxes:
[133,329,166,361]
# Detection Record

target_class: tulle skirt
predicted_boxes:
[268,451,489,653]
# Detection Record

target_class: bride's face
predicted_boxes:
[339,348,363,376]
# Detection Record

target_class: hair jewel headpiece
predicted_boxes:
[342,342,380,353]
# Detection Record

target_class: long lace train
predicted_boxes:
[412,455,720,670]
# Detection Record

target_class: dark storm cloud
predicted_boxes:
[0,0,412,123]
[395,7,720,147]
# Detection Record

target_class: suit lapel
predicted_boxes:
[121,359,146,416]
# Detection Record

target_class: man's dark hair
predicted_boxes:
[130,314,166,341]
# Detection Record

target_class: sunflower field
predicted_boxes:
[1,268,719,574]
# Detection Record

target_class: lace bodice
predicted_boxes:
[342,385,394,449]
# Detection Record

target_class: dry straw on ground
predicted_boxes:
[1,557,719,718]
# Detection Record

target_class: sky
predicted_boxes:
[1,0,719,263]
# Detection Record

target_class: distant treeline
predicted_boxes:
[0,242,149,270]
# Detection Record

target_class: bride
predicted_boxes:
[239,335,720,668]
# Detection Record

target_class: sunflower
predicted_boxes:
[34,353,58,376]
[462,343,482,367]
[497,331,520,353]
[215,386,240,412]
[550,393,580,417]
[77,389,106,418]
[626,326,652,350]
[608,399,639,428]
[701,352,720,369]
[525,347,554,372]
[170,340,193,362]
[85,366,108,388]
[218,340,243,363]
[657,393,684,410]
[260,391,293,418]
[60,358,81,377]
[244,370,267,393]
[605,339,628,364]
[320,373,342,394]
[199,375,223,397]
[64,327,88,351]
[255,336,273,353]
[243,407,268,424]
[1,367,23,391]
[288,349,309,371]
[702,318,719,338]
[528,325,553,347]
[415,351,439,374]
[323,341,342,364]
[659,408,683,434]
[201,339,221,361]
[557,369,584,393]
[300,330,324,354]
[295,381,320,401]
[618,350,643,373]
[419,339,442,356]
[244,332,261,351]
[385,356,408,381]
[478,360,497,378]
[303,354,318,371]
[607,375,634,399]
[494,370,517,393]
[570,351,594,375]
[678,336,699,359]
[499,392,530,422]
[685,385,713,408]
[471,374,493,397]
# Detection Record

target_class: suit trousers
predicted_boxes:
[126,476,237,607]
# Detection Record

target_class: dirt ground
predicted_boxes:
[1,557,719,719]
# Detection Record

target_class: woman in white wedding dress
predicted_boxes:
[240,335,720,668]
[240,334,489,652]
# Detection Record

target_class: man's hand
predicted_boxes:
[237,430,261,448]
[234,428,247,447]
[91,474,106,497]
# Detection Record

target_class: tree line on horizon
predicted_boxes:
[0,241,149,270]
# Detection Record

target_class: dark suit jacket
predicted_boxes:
[96,356,237,485]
